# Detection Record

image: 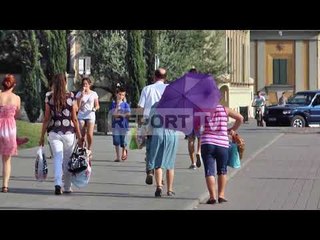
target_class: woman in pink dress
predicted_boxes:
[0,74,21,193]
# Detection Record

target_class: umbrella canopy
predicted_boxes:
[155,72,221,134]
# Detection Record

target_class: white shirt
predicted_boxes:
[138,80,168,118]
[76,90,99,120]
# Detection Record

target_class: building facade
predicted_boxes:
[250,30,320,105]
[218,30,253,119]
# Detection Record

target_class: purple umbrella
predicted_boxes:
[155,72,221,134]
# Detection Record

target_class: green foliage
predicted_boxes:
[0,30,21,62]
[19,31,42,122]
[77,30,127,87]
[126,30,146,107]
[0,30,49,114]
[144,30,158,85]
[157,30,226,81]
[0,29,228,118]
[200,31,227,76]
[41,30,67,82]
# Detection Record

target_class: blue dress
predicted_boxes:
[146,103,178,170]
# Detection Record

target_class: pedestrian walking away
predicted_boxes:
[186,66,202,169]
[201,104,243,204]
[146,102,178,197]
[138,68,168,185]
[0,74,21,193]
[39,73,83,195]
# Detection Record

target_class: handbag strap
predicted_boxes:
[72,144,79,155]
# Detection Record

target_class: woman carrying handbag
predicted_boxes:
[39,73,83,195]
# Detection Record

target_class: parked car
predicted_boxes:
[263,90,320,127]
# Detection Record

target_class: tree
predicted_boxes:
[0,30,48,122]
[200,30,227,76]
[0,30,68,121]
[126,30,146,108]
[36,30,67,113]
[157,30,226,81]
[76,30,128,91]
[19,30,44,122]
[144,30,158,85]
[39,30,67,84]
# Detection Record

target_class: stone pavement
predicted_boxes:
[1,119,319,210]
[196,123,320,210]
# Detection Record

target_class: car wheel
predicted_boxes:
[291,115,306,127]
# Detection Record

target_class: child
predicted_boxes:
[109,87,131,162]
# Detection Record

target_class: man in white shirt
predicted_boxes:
[138,68,168,185]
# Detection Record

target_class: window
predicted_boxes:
[273,59,287,84]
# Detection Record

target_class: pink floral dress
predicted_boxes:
[0,105,17,155]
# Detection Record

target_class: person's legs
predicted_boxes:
[188,135,196,169]
[155,167,163,187]
[86,120,95,151]
[112,130,121,161]
[48,132,64,194]
[215,145,228,202]
[201,144,217,203]
[62,134,76,192]
[196,137,201,155]
[217,174,227,199]
[120,130,128,161]
[166,169,174,194]
[154,167,163,197]
[114,146,121,161]
[2,155,11,190]
[196,137,202,168]
[205,176,216,201]
[145,136,154,184]
[79,120,87,146]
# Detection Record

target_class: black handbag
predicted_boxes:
[68,145,88,173]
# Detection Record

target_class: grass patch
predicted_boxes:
[17,120,45,149]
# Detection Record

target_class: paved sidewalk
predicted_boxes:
[196,125,320,210]
[1,119,317,210]
[1,134,211,210]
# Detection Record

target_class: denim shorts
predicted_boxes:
[201,144,228,176]
[112,129,128,147]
